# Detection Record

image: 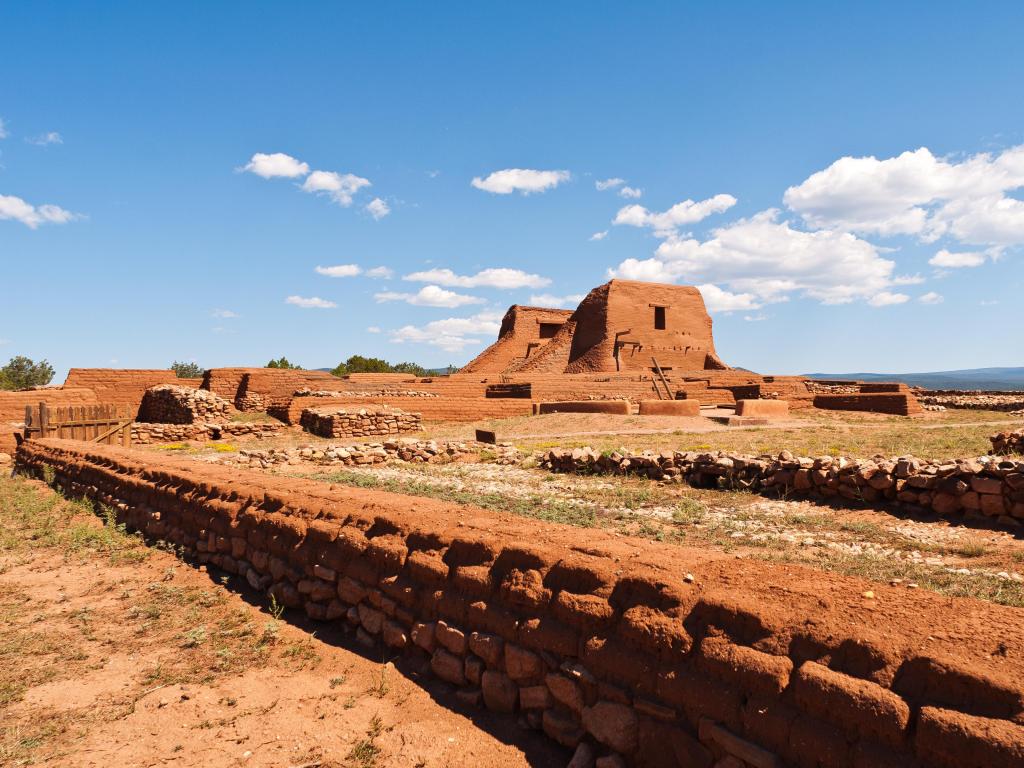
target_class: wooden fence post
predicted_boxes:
[38,402,49,439]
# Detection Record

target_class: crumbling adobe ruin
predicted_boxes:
[463,280,728,376]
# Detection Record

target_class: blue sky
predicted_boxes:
[2,1,1023,379]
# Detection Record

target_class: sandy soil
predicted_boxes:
[0,506,565,768]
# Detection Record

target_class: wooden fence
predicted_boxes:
[23,403,133,446]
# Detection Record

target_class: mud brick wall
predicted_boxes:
[0,387,102,452]
[138,385,235,424]
[299,407,421,439]
[813,393,924,416]
[537,400,632,415]
[0,386,100,422]
[15,439,1024,768]
[637,400,700,416]
[236,369,339,411]
[63,369,183,416]
[130,421,282,444]
[539,448,1024,528]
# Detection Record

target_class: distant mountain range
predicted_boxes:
[804,367,1024,391]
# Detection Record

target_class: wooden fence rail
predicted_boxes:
[24,403,133,446]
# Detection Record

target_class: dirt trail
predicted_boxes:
[0,500,564,768]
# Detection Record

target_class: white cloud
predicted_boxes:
[0,337,11,345]
[27,131,62,146]
[390,311,503,352]
[471,168,570,195]
[596,178,625,191]
[590,230,608,241]
[241,152,309,179]
[0,118,7,139]
[784,145,1024,247]
[918,292,944,304]
[697,284,762,313]
[374,285,485,308]
[367,326,382,333]
[609,209,897,306]
[211,308,238,319]
[315,264,362,278]
[929,249,987,268]
[980,299,1000,306]
[613,194,737,237]
[286,295,336,309]
[528,293,584,308]
[619,186,643,199]
[891,273,926,285]
[365,266,394,279]
[301,170,371,207]
[403,267,550,290]
[365,197,390,220]
[743,314,768,322]
[868,291,910,307]
[0,194,80,229]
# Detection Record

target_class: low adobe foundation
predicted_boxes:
[15,439,1024,768]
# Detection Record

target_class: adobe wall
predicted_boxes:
[461,306,574,375]
[813,393,924,416]
[63,369,183,416]
[236,369,341,411]
[0,387,101,453]
[15,439,1024,768]
[567,280,726,374]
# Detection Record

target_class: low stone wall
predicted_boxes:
[813,393,923,416]
[14,439,1024,768]
[131,421,282,444]
[275,395,534,425]
[299,407,422,439]
[992,429,1024,455]
[537,400,631,415]
[919,392,1024,412]
[229,439,521,469]
[735,400,789,418]
[539,447,1024,528]
[637,400,700,416]
[138,385,235,424]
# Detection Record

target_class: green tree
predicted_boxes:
[170,360,204,378]
[330,355,429,377]
[0,356,56,390]
[266,357,302,369]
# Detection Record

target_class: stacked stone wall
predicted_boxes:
[539,447,1024,528]
[299,407,421,439]
[919,392,1024,411]
[992,429,1024,456]
[138,385,234,424]
[14,439,1024,768]
[130,421,282,444]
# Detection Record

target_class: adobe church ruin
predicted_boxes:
[463,279,729,375]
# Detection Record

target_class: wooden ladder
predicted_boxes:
[651,357,673,400]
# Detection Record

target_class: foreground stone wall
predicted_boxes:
[540,447,1024,528]
[992,429,1024,455]
[138,385,235,424]
[15,439,1024,768]
[299,407,422,439]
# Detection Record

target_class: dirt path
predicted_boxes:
[0,478,565,768]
